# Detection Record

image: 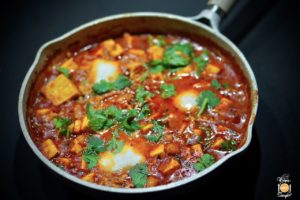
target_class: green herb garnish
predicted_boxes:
[194,50,209,76]
[93,74,131,95]
[107,130,124,154]
[221,140,237,151]
[147,120,165,143]
[197,90,220,116]
[193,153,215,172]
[163,43,193,67]
[160,83,176,99]
[53,117,72,138]
[211,79,222,90]
[136,86,154,103]
[83,135,106,169]
[57,67,70,78]
[129,163,149,188]
[121,109,141,134]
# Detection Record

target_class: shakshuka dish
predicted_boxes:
[27,33,251,188]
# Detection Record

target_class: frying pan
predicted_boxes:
[18,0,258,193]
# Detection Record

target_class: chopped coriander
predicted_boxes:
[83,135,106,169]
[53,117,72,138]
[156,35,166,47]
[129,163,149,188]
[57,67,70,78]
[197,90,220,116]
[86,103,123,131]
[121,109,141,134]
[147,60,166,73]
[148,35,153,46]
[194,50,209,76]
[211,79,222,90]
[193,153,215,172]
[137,104,151,120]
[160,84,176,99]
[163,43,193,67]
[86,103,109,131]
[140,71,149,82]
[92,80,113,94]
[221,140,237,151]
[93,74,131,95]
[107,130,124,154]
[113,74,132,90]
[223,82,230,89]
[136,86,154,103]
[147,120,165,143]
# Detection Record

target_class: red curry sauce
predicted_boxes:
[27,33,251,188]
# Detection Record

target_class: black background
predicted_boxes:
[0,0,299,199]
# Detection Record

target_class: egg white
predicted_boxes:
[174,90,198,111]
[89,59,120,83]
[98,144,145,172]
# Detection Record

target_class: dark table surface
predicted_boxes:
[0,0,299,199]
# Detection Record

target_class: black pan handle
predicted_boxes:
[189,0,236,31]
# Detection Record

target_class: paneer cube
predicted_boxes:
[81,116,89,131]
[150,144,165,157]
[81,173,95,182]
[191,144,203,156]
[165,142,181,155]
[60,58,78,70]
[147,45,164,60]
[158,158,180,175]
[146,176,161,187]
[205,64,221,74]
[211,137,225,149]
[36,108,51,115]
[56,157,71,166]
[80,159,88,170]
[41,139,60,159]
[100,39,124,57]
[42,74,80,106]
[69,135,86,154]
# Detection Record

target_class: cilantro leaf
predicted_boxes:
[113,74,132,90]
[137,104,151,120]
[221,140,237,151]
[147,120,165,143]
[53,117,72,138]
[57,67,70,78]
[92,80,113,94]
[121,109,141,134]
[86,103,123,131]
[197,90,220,116]
[93,74,131,95]
[193,153,215,172]
[107,130,124,154]
[163,43,193,67]
[223,82,230,89]
[86,104,108,131]
[160,84,176,99]
[147,60,166,73]
[129,163,149,188]
[194,50,209,76]
[155,35,166,47]
[211,79,222,90]
[83,135,106,169]
[82,149,99,170]
[136,86,154,103]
